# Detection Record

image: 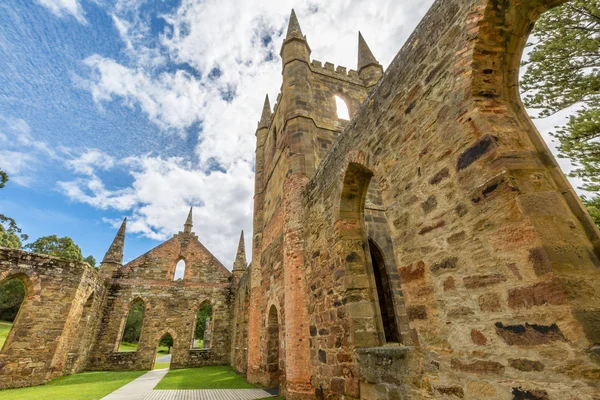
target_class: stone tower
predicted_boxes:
[246,10,384,398]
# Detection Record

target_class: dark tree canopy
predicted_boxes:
[25,235,84,261]
[521,1,600,225]
[0,279,25,322]
[0,170,28,249]
[84,255,97,268]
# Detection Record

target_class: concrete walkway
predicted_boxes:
[101,369,170,400]
[143,389,276,399]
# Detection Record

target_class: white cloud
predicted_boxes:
[0,116,59,186]
[59,155,254,266]
[36,0,86,24]
[65,149,115,175]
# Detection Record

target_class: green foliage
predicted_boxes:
[23,235,96,266]
[0,279,25,322]
[521,1,600,223]
[159,334,173,354]
[0,217,27,250]
[0,370,146,400]
[583,195,600,227]
[194,302,212,345]
[0,170,7,189]
[84,255,97,268]
[121,302,144,345]
[0,171,28,249]
[25,235,84,261]
[0,321,12,349]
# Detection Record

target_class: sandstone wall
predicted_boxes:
[300,0,600,398]
[0,248,105,389]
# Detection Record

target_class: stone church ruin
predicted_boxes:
[1,0,600,398]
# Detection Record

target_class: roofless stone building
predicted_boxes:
[1,1,600,398]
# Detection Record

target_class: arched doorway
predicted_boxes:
[266,305,280,387]
[154,332,173,370]
[0,275,26,352]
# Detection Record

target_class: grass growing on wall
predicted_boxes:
[154,366,255,389]
[0,321,11,349]
[0,370,147,400]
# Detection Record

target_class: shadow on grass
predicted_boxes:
[0,370,147,400]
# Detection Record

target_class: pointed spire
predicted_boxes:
[286,9,303,39]
[280,9,311,62]
[233,231,247,271]
[258,95,271,129]
[358,32,379,71]
[102,218,126,264]
[184,207,193,234]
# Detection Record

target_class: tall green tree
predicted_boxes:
[84,255,97,268]
[25,235,85,261]
[0,170,28,249]
[521,1,600,226]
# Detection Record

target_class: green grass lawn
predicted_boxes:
[0,370,146,400]
[154,366,256,389]
[117,341,138,352]
[153,362,170,370]
[0,320,12,349]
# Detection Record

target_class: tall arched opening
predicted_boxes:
[0,275,26,352]
[337,161,406,346]
[118,299,145,352]
[193,301,212,349]
[173,259,186,281]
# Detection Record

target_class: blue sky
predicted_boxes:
[0,0,582,267]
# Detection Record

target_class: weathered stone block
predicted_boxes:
[495,322,566,346]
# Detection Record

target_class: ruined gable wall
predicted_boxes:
[301,0,600,398]
[88,234,232,371]
[0,249,105,389]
